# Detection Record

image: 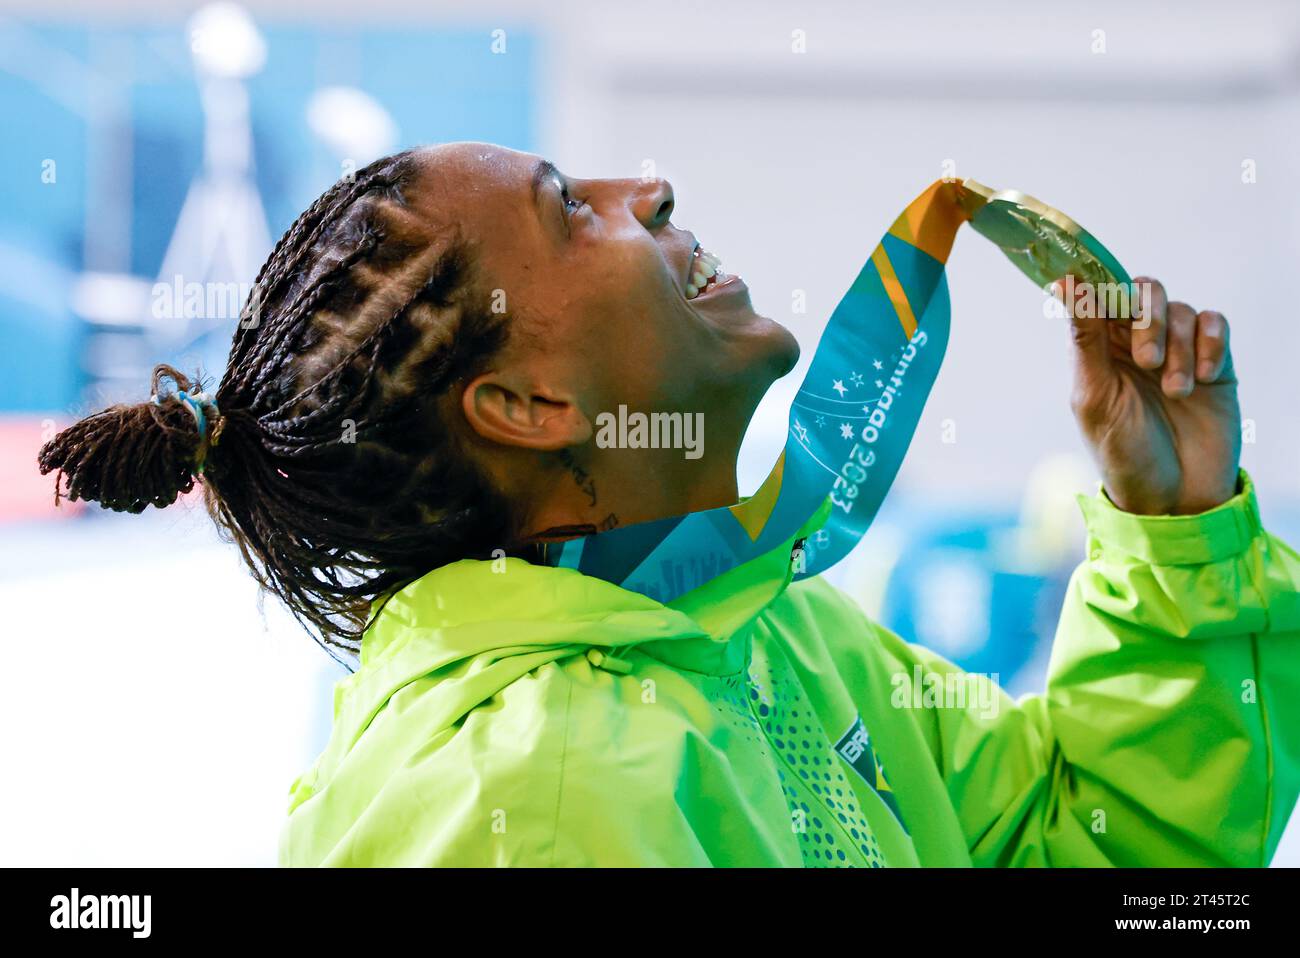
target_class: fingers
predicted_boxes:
[1130,277,1167,369]
[1194,309,1231,383]
[1058,273,1233,399]
[1123,277,1232,396]
[1162,302,1198,397]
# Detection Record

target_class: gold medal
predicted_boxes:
[958,178,1133,318]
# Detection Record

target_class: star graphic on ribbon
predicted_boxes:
[793,421,809,443]
[832,379,848,397]
[839,422,854,439]
[872,359,884,370]
[849,371,864,388]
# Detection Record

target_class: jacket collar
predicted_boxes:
[359,497,828,679]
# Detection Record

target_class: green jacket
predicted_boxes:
[279,472,1300,866]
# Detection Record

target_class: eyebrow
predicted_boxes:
[529,158,560,224]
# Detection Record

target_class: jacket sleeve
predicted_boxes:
[875,469,1300,866]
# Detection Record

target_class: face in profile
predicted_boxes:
[405,142,801,463]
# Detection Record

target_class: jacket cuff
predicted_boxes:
[1076,469,1262,566]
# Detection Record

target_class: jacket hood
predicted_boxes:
[287,501,829,811]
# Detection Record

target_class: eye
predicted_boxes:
[560,182,585,215]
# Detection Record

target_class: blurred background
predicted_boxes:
[1,0,1297,866]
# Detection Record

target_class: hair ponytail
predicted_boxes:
[38,364,222,514]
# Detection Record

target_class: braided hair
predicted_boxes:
[38,150,525,659]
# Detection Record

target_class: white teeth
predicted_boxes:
[686,246,724,300]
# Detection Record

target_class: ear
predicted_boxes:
[460,370,592,451]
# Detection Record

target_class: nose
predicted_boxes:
[630,177,674,231]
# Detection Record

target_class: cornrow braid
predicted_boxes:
[227,171,397,396]
[39,149,527,662]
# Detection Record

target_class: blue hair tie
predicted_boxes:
[176,390,209,437]
[151,388,220,474]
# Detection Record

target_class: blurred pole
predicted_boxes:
[83,31,132,276]
[151,2,270,378]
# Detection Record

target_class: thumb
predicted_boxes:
[1054,274,1113,379]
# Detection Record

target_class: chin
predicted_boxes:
[689,300,800,387]
[772,320,801,377]
[752,313,801,379]
[718,315,801,409]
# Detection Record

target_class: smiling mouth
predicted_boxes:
[685,244,726,300]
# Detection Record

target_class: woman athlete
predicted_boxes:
[39,144,1300,866]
